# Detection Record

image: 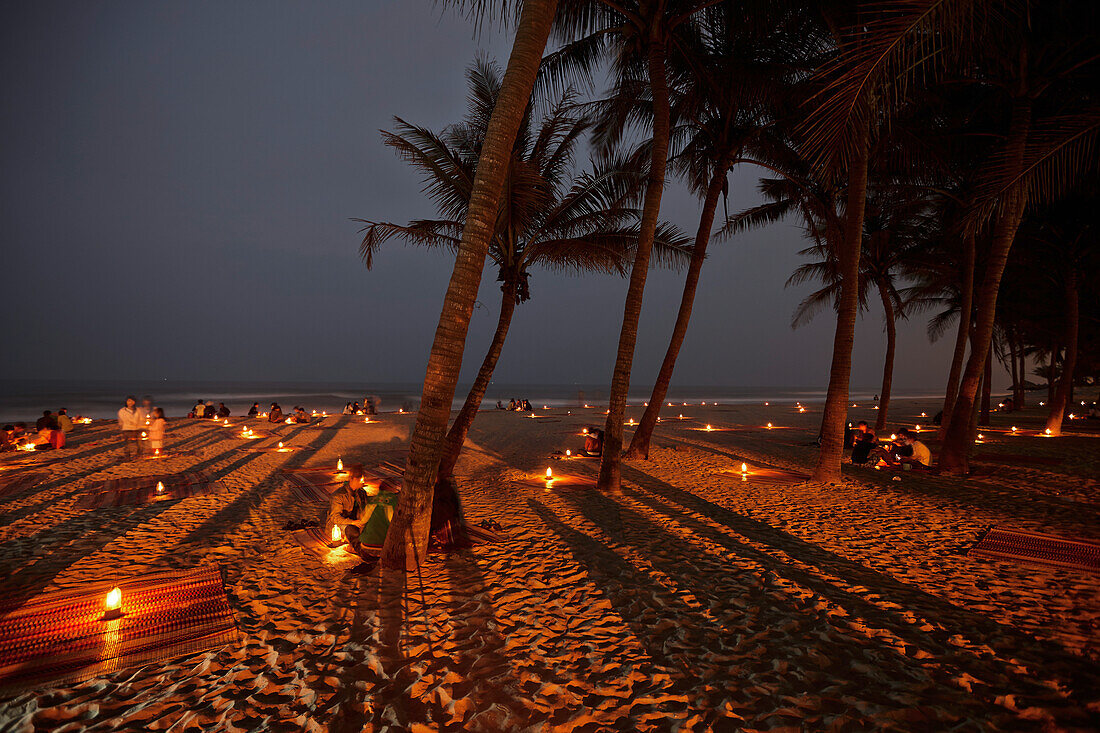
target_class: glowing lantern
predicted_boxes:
[336,458,344,472]
[915,425,921,432]
[278,442,284,449]
[1011,426,1018,433]
[741,463,748,474]
[545,467,553,481]
[156,481,164,493]
[705,424,713,431]
[1044,428,1052,436]
[331,525,342,544]
[104,587,122,619]
[565,450,571,457]
[766,422,773,429]
[582,428,588,435]
[890,434,897,441]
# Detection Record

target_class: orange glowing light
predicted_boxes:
[336,458,344,472]
[565,449,571,457]
[104,587,122,618]
[705,424,713,431]
[766,422,773,429]
[331,525,342,543]
[545,467,553,481]
[156,481,164,493]
[1044,428,1052,436]
[741,463,748,474]
[582,428,588,434]
[278,442,284,449]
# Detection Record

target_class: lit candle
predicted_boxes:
[1044,428,1052,436]
[890,434,897,441]
[331,525,342,543]
[565,450,571,457]
[104,587,122,620]
[154,448,160,456]
[920,412,927,417]
[156,481,164,493]
[278,442,284,449]
[545,467,553,481]
[741,462,748,474]
[679,414,683,419]
[766,422,773,429]
[764,402,769,406]
[337,458,344,472]
[799,407,805,413]
[915,425,921,432]
[1011,426,1018,433]
[628,418,635,426]
[582,428,588,435]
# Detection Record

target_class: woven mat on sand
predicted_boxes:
[0,565,238,693]
[969,527,1100,573]
[75,471,227,509]
[0,470,50,499]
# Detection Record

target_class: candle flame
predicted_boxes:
[766,422,773,429]
[337,458,343,472]
[741,463,748,474]
[156,481,164,493]
[1012,426,1018,432]
[706,424,712,431]
[105,587,121,611]
[582,428,588,434]
[331,525,342,543]
[1045,428,1052,435]
[545,467,553,480]
[278,442,284,448]
[565,449,571,457]
[915,425,921,431]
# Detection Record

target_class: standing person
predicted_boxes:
[56,408,73,435]
[118,396,143,460]
[148,407,167,455]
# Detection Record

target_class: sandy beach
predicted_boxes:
[1,398,1098,731]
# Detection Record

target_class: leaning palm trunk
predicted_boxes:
[812,124,870,484]
[939,98,1032,474]
[436,276,519,480]
[874,283,896,432]
[382,0,558,570]
[626,160,729,460]
[980,341,992,425]
[938,233,975,439]
[597,41,672,491]
[1044,272,1078,436]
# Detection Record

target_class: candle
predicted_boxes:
[766,422,773,429]
[582,428,588,434]
[331,525,342,543]
[741,463,748,474]
[156,481,164,493]
[104,587,123,620]
[278,442,284,449]
[565,450,571,457]
[705,424,713,431]
[1044,428,1052,436]
[1011,426,1018,433]
[337,458,344,472]
[545,467,553,481]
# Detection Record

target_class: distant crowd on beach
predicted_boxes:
[498,398,533,412]
[1,408,76,452]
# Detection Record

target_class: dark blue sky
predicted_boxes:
[0,0,1005,393]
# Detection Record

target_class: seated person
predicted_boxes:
[508,398,517,411]
[365,398,376,415]
[1,425,16,451]
[268,404,284,423]
[217,402,231,418]
[324,467,397,555]
[193,400,206,418]
[583,428,604,457]
[248,403,260,417]
[869,428,931,469]
[203,402,216,419]
[294,407,310,423]
[342,402,353,415]
[522,400,532,412]
[36,410,58,433]
[850,421,878,464]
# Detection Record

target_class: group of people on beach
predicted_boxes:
[343,398,377,415]
[1,408,75,452]
[118,396,166,460]
[848,421,933,469]
[188,400,231,420]
[500,398,533,412]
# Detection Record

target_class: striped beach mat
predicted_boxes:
[0,470,49,499]
[282,470,342,503]
[0,565,239,693]
[969,527,1100,573]
[75,471,228,510]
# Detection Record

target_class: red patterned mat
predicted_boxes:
[0,470,50,499]
[0,565,239,693]
[282,465,401,504]
[75,471,227,510]
[969,527,1100,573]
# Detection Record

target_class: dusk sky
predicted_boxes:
[1,0,1007,393]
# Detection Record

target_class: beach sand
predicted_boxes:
[1,398,1098,731]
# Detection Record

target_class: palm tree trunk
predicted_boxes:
[436,276,519,480]
[1007,331,1020,407]
[626,158,729,460]
[980,341,992,425]
[597,40,671,491]
[1047,344,1059,403]
[812,122,870,484]
[1045,272,1079,436]
[874,283,896,432]
[939,94,1032,475]
[938,233,975,439]
[381,0,558,570]
[1016,347,1026,408]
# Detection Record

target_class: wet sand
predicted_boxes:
[1,398,1098,731]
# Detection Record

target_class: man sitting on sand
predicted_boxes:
[850,421,878,464]
[583,428,604,457]
[324,467,395,557]
[268,403,284,423]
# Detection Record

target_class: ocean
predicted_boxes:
[0,379,940,424]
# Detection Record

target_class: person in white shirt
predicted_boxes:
[117,396,144,461]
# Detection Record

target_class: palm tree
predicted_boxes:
[358,58,689,481]
[550,0,730,491]
[382,0,561,570]
[624,3,809,459]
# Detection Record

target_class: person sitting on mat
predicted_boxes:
[217,402,231,419]
[293,406,310,423]
[324,466,395,557]
[850,421,878,464]
[583,428,604,457]
[268,403,284,423]
[248,403,260,417]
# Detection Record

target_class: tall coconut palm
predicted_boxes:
[382,0,561,570]
[358,58,689,481]
[549,0,732,490]
[624,3,813,459]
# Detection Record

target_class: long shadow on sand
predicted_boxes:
[618,464,1100,721]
